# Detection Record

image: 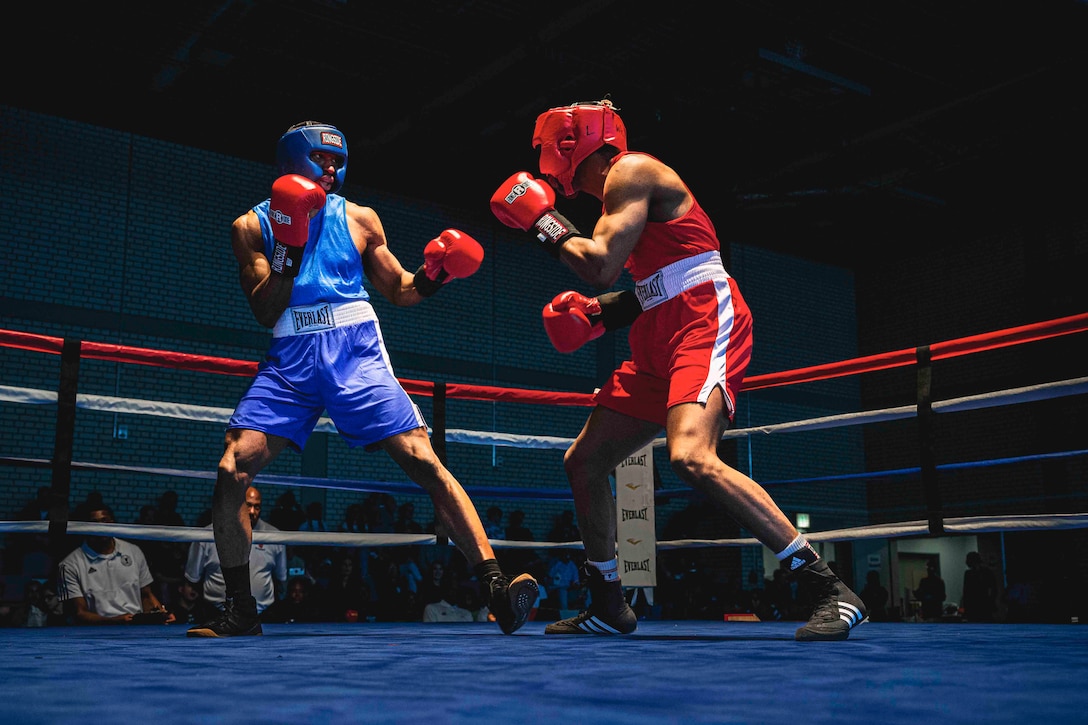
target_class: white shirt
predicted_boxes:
[422,599,475,623]
[57,538,153,617]
[184,519,287,613]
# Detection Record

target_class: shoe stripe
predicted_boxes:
[838,602,865,627]
[575,616,626,635]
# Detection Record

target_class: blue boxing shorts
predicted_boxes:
[229,302,426,452]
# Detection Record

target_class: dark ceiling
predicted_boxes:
[7,0,1087,268]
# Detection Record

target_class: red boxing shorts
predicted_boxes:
[595,256,752,428]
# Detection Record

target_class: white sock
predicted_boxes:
[775,534,808,560]
[588,558,620,582]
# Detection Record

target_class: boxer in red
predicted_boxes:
[492,100,866,641]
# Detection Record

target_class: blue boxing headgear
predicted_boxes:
[276,121,348,194]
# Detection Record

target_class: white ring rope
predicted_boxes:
[2,376,1085,449]
[2,513,1085,548]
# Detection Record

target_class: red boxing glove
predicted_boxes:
[543,291,605,353]
[269,174,326,277]
[490,172,580,258]
[542,289,643,353]
[413,229,484,297]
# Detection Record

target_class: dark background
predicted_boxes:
[6,0,1086,269]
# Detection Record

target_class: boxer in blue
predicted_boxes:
[187,121,538,637]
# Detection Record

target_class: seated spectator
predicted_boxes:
[546,549,583,611]
[395,502,423,534]
[483,506,504,541]
[417,560,449,608]
[547,509,581,544]
[2,578,64,628]
[299,501,328,533]
[7,486,55,577]
[57,502,175,625]
[264,576,324,624]
[422,579,476,623]
[168,578,218,626]
[461,582,492,623]
[320,552,371,623]
[185,486,287,617]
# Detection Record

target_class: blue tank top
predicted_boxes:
[253,194,370,306]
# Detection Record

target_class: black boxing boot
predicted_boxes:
[793,560,867,641]
[545,563,637,635]
[186,594,262,638]
[475,559,539,635]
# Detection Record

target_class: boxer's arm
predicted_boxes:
[349,202,421,306]
[560,155,659,289]
[233,211,294,328]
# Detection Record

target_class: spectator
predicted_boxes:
[417,560,449,607]
[264,576,324,624]
[338,503,366,535]
[502,509,538,573]
[298,500,331,577]
[377,494,398,533]
[320,552,371,623]
[7,486,55,577]
[548,509,581,545]
[269,491,306,532]
[547,549,583,611]
[392,547,424,620]
[859,570,890,622]
[961,551,998,622]
[143,494,185,608]
[15,486,53,522]
[914,561,946,621]
[483,506,504,540]
[395,502,423,534]
[153,490,185,527]
[299,501,329,533]
[135,504,157,526]
[185,486,287,620]
[422,578,476,623]
[2,578,64,628]
[335,502,369,593]
[168,578,218,626]
[57,502,174,625]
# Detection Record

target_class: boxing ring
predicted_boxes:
[1,621,1086,724]
[1,314,1086,724]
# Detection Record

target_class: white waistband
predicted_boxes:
[633,251,728,311]
[272,300,377,338]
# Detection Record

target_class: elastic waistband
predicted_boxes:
[272,300,376,338]
[633,251,728,311]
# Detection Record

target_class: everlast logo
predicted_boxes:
[622,507,648,522]
[504,182,528,204]
[292,303,335,333]
[622,453,647,467]
[635,273,664,306]
[624,559,651,573]
[270,208,292,226]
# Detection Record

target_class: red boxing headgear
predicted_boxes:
[532,99,627,198]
